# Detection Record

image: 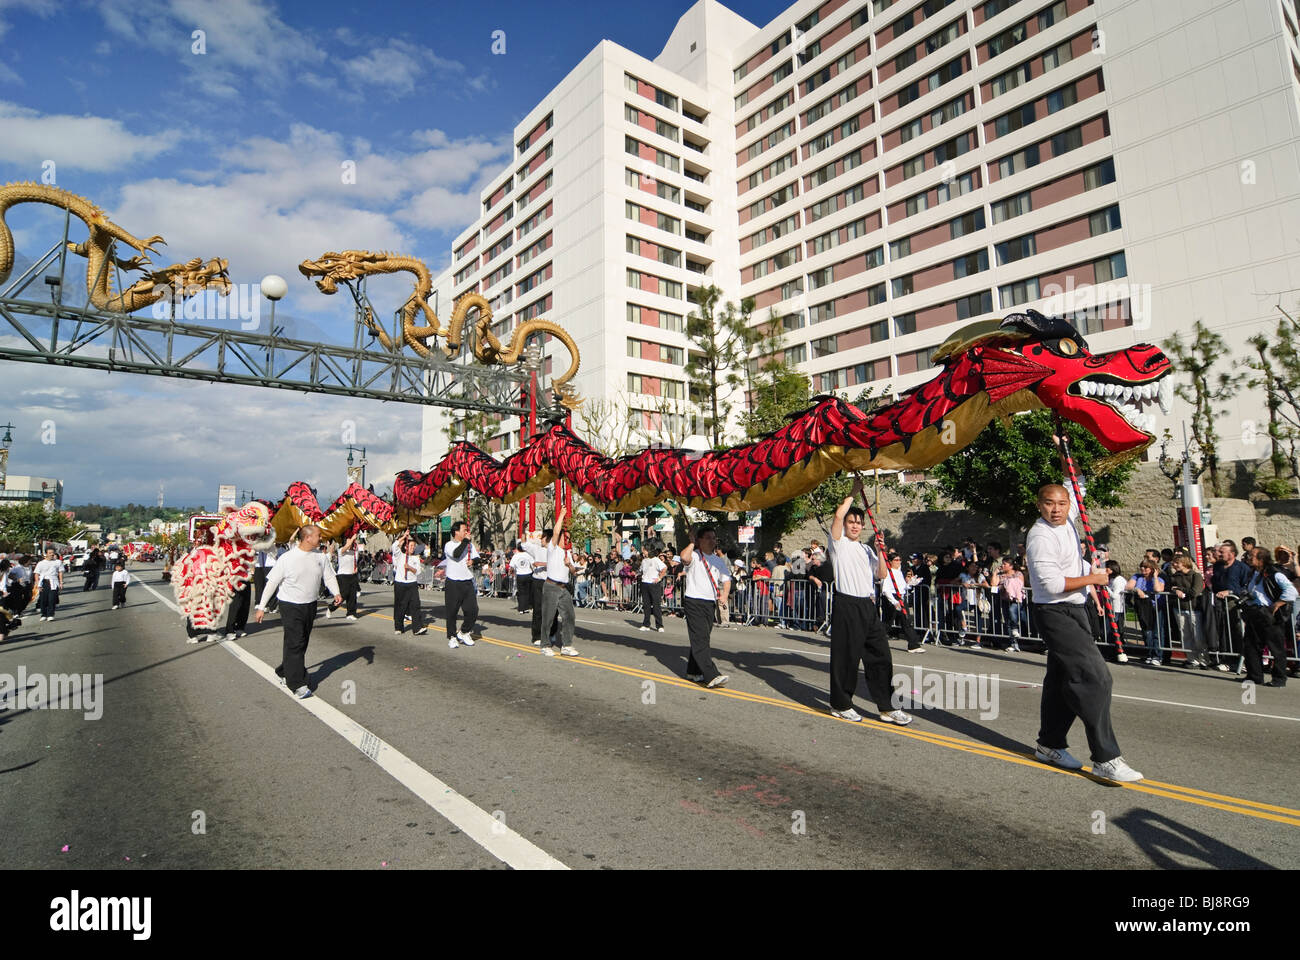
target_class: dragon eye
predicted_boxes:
[1057,338,1078,356]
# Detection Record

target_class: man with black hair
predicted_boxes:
[510,541,534,612]
[392,531,427,636]
[255,525,342,699]
[1026,484,1141,782]
[826,479,911,724]
[538,506,578,656]
[530,527,553,645]
[679,526,731,686]
[444,521,479,649]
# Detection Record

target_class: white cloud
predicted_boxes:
[99,122,509,313]
[0,101,180,172]
[93,0,326,99]
[0,0,56,41]
[341,39,428,97]
[1,362,426,506]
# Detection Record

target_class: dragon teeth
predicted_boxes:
[1158,378,1171,414]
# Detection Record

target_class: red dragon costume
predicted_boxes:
[251,311,1171,542]
[173,501,276,632]
[174,309,1172,636]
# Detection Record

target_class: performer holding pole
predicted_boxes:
[827,476,912,724]
[853,471,923,654]
[1054,418,1128,663]
[1025,481,1143,781]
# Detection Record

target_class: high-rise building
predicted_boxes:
[423,0,1300,472]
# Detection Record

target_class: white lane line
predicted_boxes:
[130,575,568,870]
[771,643,1300,723]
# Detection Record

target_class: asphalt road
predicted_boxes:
[1,564,1297,870]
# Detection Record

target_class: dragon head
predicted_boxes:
[298,250,381,295]
[933,310,1172,454]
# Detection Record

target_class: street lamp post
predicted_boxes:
[346,445,367,487]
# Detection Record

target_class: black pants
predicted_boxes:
[337,573,359,617]
[37,582,58,618]
[445,579,479,638]
[253,567,269,607]
[1241,605,1288,684]
[682,598,722,681]
[225,583,250,634]
[829,592,895,713]
[277,600,317,692]
[531,582,559,643]
[640,581,663,628]
[879,594,921,649]
[539,580,575,649]
[112,582,128,606]
[1033,603,1122,763]
[84,569,100,591]
[517,576,534,613]
[393,581,424,632]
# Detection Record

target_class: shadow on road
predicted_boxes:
[310,645,377,685]
[1112,809,1277,869]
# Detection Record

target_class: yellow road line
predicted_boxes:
[358,610,1299,827]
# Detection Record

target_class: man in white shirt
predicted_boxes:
[510,542,534,613]
[254,525,342,699]
[443,520,480,649]
[678,527,732,687]
[1026,484,1141,782]
[638,550,667,632]
[391,531,427,636]
[537,505,579,656]
[335,533,361,619]
[34,548,64,621]
[528,529,553,646]
[826,480,911,725]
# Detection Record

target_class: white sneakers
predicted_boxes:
[449,633,475,649]
[542,646,556,657]
[706,674,729,688]
[346,614,357,621]
[831,707,863,722]
[1035,743,1084,770]
[638,625,649,632]
[1091,757,1144,782]
[560,646,579,657]
[878,709,913,725]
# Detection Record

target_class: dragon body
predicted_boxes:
[254,312,1172,540]
[0,181,230,311]
[299,249,581,406]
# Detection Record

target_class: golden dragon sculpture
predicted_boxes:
[299,249,581,408]
[0,182,231,311]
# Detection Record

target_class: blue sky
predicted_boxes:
[0,0,789,508]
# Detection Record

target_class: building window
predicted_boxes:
[1082,157,1117,190]
[890,236,911,260]
[995,235,1035,265]
[952,249,989,278]
[955,290,993,320]
[1094,251,1127,283]
[1088,204,1122,236]
[894,313,917,336]
[999,277,1039,307]
[893,275,914,298]
[991,190,1031,223]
